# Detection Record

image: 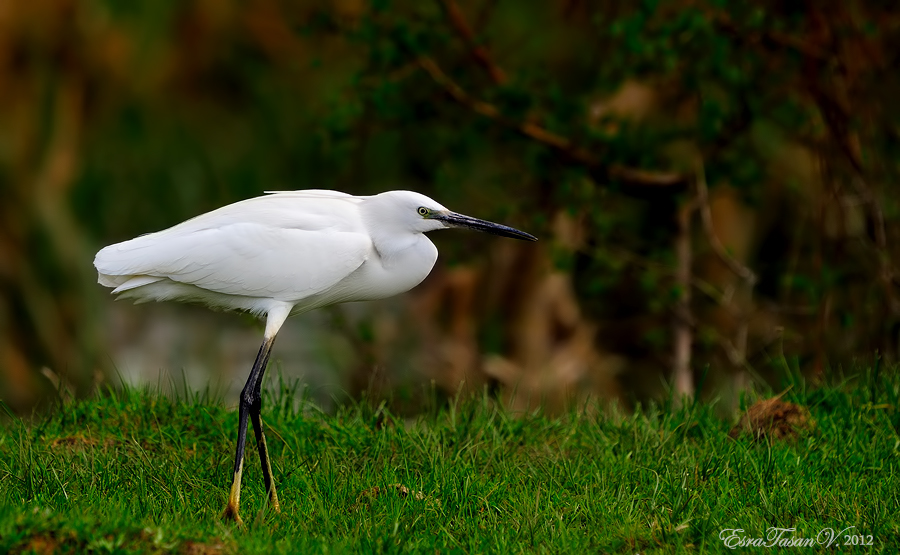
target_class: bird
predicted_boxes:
[93,189,537,524]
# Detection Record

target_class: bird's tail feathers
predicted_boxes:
[98,273,164,294]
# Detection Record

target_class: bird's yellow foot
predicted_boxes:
[269,491,281,514]
[224,462,244,524]
[222,502,243,526]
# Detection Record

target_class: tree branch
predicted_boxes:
[695,166,758,286]
[673,196,697,400]
[712,11,832,63]
[436,0,507,85]
[416,56,689,187]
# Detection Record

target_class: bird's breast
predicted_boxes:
[336,235,438,303]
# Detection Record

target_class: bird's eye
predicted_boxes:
[417,207,429,216]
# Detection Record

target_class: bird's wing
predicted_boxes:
[97,224,370,300]
[95,220,371,301]
[263,189,356,198]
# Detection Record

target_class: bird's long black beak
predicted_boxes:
[435,212,538,241]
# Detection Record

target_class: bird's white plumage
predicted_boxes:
[94,190,446,318]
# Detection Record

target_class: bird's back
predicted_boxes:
[94,191,374,315]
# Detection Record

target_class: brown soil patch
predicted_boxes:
[180,540,227,555]
[48,435,117,451]
[729,398,813,441]
[12,533,60,555]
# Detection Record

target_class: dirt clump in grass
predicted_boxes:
[12,533,60,555]
[180,540,227,555]
[49,435,118,451]
[729,398,813,441]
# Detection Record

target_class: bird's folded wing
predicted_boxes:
[95,222,370,301]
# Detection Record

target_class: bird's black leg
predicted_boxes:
[250,352,280,512]
[223,335,275,524]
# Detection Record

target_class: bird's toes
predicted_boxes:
[222,503,244,526]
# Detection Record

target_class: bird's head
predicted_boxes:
[368,190,537,241]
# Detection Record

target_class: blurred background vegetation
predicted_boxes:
[2,0,899,413]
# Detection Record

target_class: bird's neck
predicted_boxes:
[369,230,425,267]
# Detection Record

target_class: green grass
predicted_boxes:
[2,368,899,554]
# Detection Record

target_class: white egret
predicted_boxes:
[94,189,536,524]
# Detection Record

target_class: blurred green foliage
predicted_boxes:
[2,0,899,409]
